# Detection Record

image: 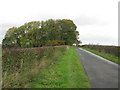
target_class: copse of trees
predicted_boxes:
[2,19,79,48]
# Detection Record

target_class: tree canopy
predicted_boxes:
[2,19,80,48]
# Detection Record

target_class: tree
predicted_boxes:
[57,19,77,45]
[2,27,20,48]
[76,40,82,46]
[2,19,80,48]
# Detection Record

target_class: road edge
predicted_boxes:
[78,48,118,67]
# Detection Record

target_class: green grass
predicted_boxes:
[2,46,67,88]
[0,45,2,57]
[0,44,1,90]
[26,47,91,88]
[80,47,119,64]
[0,51,1,56]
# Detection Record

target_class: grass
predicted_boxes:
[80,47,119,64]
[26,47,91,88]
[0,44,1,89]
[2,46,67,88]
[0,45,2,57]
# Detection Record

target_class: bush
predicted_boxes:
[2,46,67,88]
[81,45,119,57]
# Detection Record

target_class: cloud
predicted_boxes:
[73,15,108,27]
[81,35,118,46]
[0,23,21,44]
[0,0,118,45]
[73,15,97,26]
[0,23,21,31]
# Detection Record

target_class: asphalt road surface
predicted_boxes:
[76,48,119,88]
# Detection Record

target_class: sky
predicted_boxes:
[0,0,119,46]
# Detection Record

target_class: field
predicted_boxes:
[2,46,90,88]
[80,45,119,64]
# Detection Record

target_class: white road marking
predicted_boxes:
[78,48,119,67]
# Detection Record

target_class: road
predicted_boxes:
[76,48,119,88]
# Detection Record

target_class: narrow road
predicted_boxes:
[76,48,119,88]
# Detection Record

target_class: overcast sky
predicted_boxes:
[0,0,119,45]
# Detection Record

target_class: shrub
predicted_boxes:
[81,45,119,57]
[2,46,67,88]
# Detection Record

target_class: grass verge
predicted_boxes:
[2,46,67,88]
[80,47,119,64]
[26,47,91,88]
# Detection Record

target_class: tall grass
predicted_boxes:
[0,44,2,90]
[26,47,91,88]
[2,46,67,88]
